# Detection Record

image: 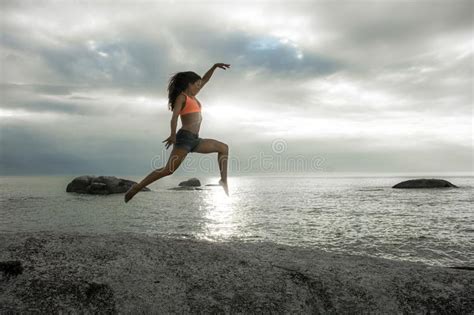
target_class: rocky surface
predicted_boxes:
[66,175,151,195]
[392,178,458,189]
[0,232,472,313]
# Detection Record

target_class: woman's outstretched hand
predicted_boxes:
[214,63,231,70]
[162,134,176,150]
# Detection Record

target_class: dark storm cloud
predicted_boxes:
[0,122,89,175]
[0,83,108,116]
[1,13,343,93]
[1,33,173,91]
[240,36,341,76]
[0,119,163,175]
[169,23,344,78]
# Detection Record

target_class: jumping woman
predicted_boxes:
[124,63,231,203]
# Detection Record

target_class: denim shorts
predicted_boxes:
[174,128,202,153]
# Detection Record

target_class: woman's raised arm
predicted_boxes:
[201,63,231,84]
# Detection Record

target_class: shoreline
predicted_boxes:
[1,231,472,313]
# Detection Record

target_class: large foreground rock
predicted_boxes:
[392,178,458,189]
[1,232,472,313]
[66,175,150,195]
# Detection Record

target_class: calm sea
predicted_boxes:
[1,173,472,268]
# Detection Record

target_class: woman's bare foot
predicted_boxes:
[219,179,229,196]
[124,184,141,203]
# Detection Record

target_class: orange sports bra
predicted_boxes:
[180,92,201,116]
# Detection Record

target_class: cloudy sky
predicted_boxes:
[1,0,472,176]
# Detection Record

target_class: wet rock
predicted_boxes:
[171,179,226,190]
[168,186,204,191]
[66,175,150,195]
[178,177,201,187]
[170,178,203,190]
[392,178,458,189]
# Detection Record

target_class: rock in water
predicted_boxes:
[66,175,150,195]
[178,178,201,187]
[392,178,458,189]
[168,187,204,191]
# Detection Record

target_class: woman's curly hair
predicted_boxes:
[167,71,202,111]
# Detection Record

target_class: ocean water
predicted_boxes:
[1,174,472,268]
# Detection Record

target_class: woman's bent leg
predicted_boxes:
[124,146,189,203]
[193,139,229,195]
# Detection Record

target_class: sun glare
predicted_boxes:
[197,180,238,241]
